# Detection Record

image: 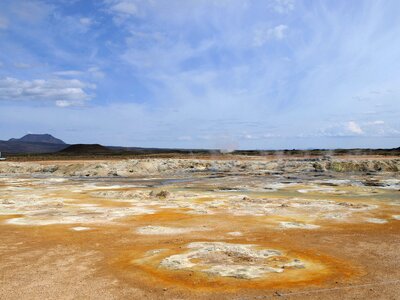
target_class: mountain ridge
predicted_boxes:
[9,134,66,145]
[0,134,399,156]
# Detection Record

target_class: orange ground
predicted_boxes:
[0,160,399,299]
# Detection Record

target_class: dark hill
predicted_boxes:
[0,140,68,154]
[59,144,113,154]
[9,134,66,144]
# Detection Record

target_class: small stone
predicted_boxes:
[156,190,170,199]
[274,291,282,297]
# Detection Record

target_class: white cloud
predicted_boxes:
[55,100,82,107]
[270,0,295,14]
[88,67,105,79]
[263,133,280,138]
[79,17,92,26]
[0,77,95,106]
[271,24,288,39]
[370,120,385,125]
[316,120,400,138]
[243,134,257,140]
[108,0,138,16]
[253,24,288,46]
[11,1,53,23]
[13,63,33,69]
[346,121,363,134]
[53,67,105,79]
[0,16,8,29]
[54,70,84,77]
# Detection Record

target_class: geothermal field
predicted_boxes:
[1,156,400,299]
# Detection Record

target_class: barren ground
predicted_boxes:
[0,156,399,299]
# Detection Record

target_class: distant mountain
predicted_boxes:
[9,134,66,145]
[59,144,113,154]
[0,141,68,154]
[0,134,68,154]
[1,133,399,156]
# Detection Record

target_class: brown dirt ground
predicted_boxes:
[0,157,399,299]
[1,211,399,300]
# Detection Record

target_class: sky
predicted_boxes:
[0,0,399,150]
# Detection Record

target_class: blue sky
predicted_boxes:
[0,0,399,149]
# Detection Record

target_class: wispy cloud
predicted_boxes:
[108,0,138,16]
[79,17,92,27]
[0,77,95,106]
[13,63,34,69]
[53,70,84,77]
[10,0,54,23]
[270,0,295,14]
[346,121,363,135]
[253,24,288,46]
[54,67,105,79]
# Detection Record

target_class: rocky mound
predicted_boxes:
[314,159,400,172]
[0,158,399,177]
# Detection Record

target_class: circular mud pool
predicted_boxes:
[128,241,343,290]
